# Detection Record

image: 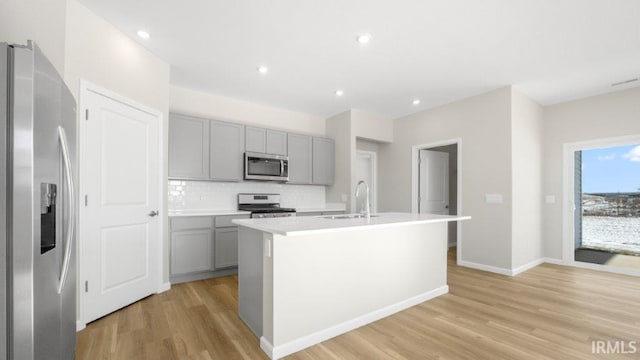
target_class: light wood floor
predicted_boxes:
[76,249,640,359]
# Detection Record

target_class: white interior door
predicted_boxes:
[81,87,161,324]
[419,150,449,215]
[355,151,377,213]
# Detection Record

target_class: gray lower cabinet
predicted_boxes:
[322,210,345,216]
[170,214,249,284]
[214,214,249,268]
[210,120,245,181]
[170,217,214,280]
[171,229,212,275]
[297,211,323,216]
[312,137,335,185]
[287,133,312,184]
[215,228,239,268]
[168,114,210,179]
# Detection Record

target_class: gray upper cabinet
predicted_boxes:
[245,126,266,153]
[246,127,287,155]
[312,137,335,185]
[287,133,313,184]
[168,114,210,179]
[210,120,245,181]
[266,130,287,155]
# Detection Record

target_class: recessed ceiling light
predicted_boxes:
[257,66,268,74]
[335,90,344,96]
[412,99,421,105]
[356,33,371,45]
[136,30,151,39]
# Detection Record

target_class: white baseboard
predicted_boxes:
[543,257,564,265]
[260,285,449,360]
[459,258,567,277]
[157,282,171,293]
[76,320,86,332]
[511,258,546,276]
[457,260,512,276]
[260,337,275,359]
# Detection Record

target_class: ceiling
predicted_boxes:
[78,0,640,118]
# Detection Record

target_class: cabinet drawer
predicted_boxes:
[298,211,323,217]
[170,216,213,231]
[215,214,250,228]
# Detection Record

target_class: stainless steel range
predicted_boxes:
[238,193,296,218]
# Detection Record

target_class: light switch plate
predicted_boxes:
[545,195,556,204]
[341,194,348,202]
[485,194,503,204]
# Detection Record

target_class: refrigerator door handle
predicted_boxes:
[57,126,75,294]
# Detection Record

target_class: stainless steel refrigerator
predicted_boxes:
[1,42,77,360]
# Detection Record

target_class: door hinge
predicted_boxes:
[85,109,89,120]
[84,194,88,206]
[84,280,88,292]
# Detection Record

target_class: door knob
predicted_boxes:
[148,210,159,217]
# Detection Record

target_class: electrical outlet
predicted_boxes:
[341,194,348,202]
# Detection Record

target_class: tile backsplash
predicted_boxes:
[168,180,326,210]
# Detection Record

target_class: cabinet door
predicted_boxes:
[312,137,335,185]
[210,120,245,181]
[287,133,312,184]
[245,126,266,153]
[168,114,209,179]
[215,228,239,268]
[171,229,213,275]
[266,130,287,155]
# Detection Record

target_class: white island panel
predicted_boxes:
[262,222,449,359]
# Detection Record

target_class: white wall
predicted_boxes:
[379,87,514,269]
[325,111,354,210]
[351,109,394,143]
[511,89,544,268]
[170,86,325,135]
[543,86,640,260]
[0,0,67,74]
[63,0,172,283]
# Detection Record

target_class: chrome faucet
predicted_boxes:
[355,180,371,219]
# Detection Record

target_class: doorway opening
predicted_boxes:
[412,139,462,262]
[355,150,377,213]
[573,143,640,270]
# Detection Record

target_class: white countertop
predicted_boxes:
[168,209,250,217]
[233,212,471,236]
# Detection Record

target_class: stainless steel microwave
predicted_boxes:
[244,152,289,181]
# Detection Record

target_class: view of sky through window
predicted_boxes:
[581,144,640,193]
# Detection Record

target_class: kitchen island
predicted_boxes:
[233,212,470,359]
